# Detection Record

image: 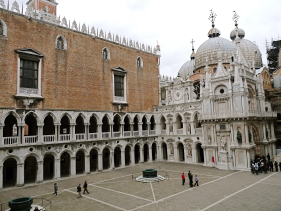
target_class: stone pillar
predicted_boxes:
[85,123,89,140]
[109,124,113,138]
[121,150,125,167]
[21,124,25,144]
[190,121,195,135]
[138,123,143,136]
[192,146,196,163]
[98,153,103,171]
[130,148,135,165]
[230,124,234,145]
[70,123,76,140]
[120,123,124,137]
[272,142,277,156]
[184,147,188,163]
[38,124,43,143]
[203,148,207,166]
[36,161,43,183]
[149,146,152,162]
[57,124,60,142]
[0,125,3,146]
[245,124,249,144]
[85,155,90,174]
[182,120,187,135]
[17,163,24,186]
[130,123,134,136]
[173,122,177,135]
[174,145,178,161]
[54,158,61,179]
[165,121,169,135]
[0,165,3,189]
[246,150,250,169]
[158,145,162,160]
[147,123,151,135]
[140,148,144,163]
[70,157,76,176]
[54,124,58,141]
[97,124,102,139]
[215,149,218,166]
[271,122,276,139]
[262,123,267,141]
[110,151,114,169]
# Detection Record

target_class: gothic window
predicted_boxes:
[0,22,3,35]
[102,47,110,60]
[137,57,143,68]
[112,67,127,103]
[20,59,38,89]
[114,75,124,97]
[213,67,217,73]
[0,19,7,37]
[56,35,67,50]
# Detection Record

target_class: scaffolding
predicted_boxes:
[266,37,281,74]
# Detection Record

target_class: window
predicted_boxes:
[114,75,124,97]
[56,35,67,50]
[20,59,38,89]
[220,125,226,130]
[137,57,143,68]
[102,47,110,60]
[213,67,217,73]
[0,19,7,37]
[0,22,3,35]
[112,67,127,103]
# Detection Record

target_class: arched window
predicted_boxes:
[0,19,8,37]
[213,67,217,73]
[102,48,110,60]
[56,35,67,50]
[137,57,143,67]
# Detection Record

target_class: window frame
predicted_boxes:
[112,67,127,104]
[137,56,143,68]
[102,47,110,60]
[0,18,8,37]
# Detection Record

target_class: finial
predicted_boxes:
[208,10,217,28]
[191,39,195,50]
[232,11,240,27]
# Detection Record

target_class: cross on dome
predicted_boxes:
[191,39,195,50]
[232,11,240,27]
[208,10,217,28]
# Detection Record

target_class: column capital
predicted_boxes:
[84,123,90,126]
[17,163,24,167]
[70,123,76,126]
[54,123,61,126]
[37,124,44,127]
[55,158,61,162]
[37,161,43,165]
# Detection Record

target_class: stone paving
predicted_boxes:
[0,161,281,211]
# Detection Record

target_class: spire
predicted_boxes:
[232,11,240,28]
[208,10,220,38]
[208,9,217,28]
[230,11,245,40]
[190,39,195,60]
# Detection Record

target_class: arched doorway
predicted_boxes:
[24,156,37,183]
[196,143,204,163]
[76,150,85,174]
[43,115,55,141]
[134,144,140,164]
[90,149,98,171]
[75,116,85,140]
[3,158,17,187]
[60,115,70,141]
[178,143,185,161]
[24,114,38,143]
[114,147,121,168]
[61,152,70,177]
[162,142,168,160]
[103,148,110,169]
[3,114,18,144]
[125,145,131,165]
[113,115,121,137]
[143,144,149,162]
[43,154,54,180]
[152,143,157,161]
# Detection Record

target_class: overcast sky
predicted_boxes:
[8,0,281,77]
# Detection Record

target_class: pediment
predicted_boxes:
[111,66,127,73]
[15,48,44,57]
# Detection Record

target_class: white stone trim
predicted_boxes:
[112,71,127,104]
[0,18,8,37]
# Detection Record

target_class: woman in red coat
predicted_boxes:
[182,173,185,185]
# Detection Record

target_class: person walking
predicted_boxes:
[83,181,89,194]
[188,171,193,187]
[254,163,259,175]
[182,173,185,185]
[275,161,278,172]
[77,184,82,198]
[194,175,199,186]
[53,183,58,196]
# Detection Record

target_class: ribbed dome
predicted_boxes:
[237,39,263,68]
[195,37,236,69]
[208,27,221,38]
[179,60,195,79]
[230,27,245,40]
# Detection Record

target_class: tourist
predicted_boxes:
[77,184,82,198]
[34,207,39,211]
[270,161,274,172]
[275,161,278,172]
[267,153,270,162]
[188,171,193,187]
[83,181,89,194]
[251,162,255,174]
[53,183,58,196]
[182,173,185,185]
[194,175,199,186]
[254,163,259,175]
[190,173,194,187]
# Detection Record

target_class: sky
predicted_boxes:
[6,0,281,77]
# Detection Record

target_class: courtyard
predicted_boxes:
[0,161,280,211]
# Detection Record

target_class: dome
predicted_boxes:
[237,39,263,68]
[195,37,236,68]
[178,60,195,79]
[230,27,245,40]
[208,27,221,38]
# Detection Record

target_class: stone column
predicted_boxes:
[165,121,169,135]
[192,146,196,163]
[121,150,125,167]
[245,124,249,144]
[182,120,187,135]
[120,123,124,137]
[203,148,207,166]
[70,123,76,140]
[230,124,234,145]
[54,124,58,141]
[85,155,90,174]
[130,148,135,165]
[70,157,76,176]
[174,145,178,161]
[147,122,151,135]
[149,146,152,162]
[190,121,195,135]
[246,150,250,169]
[0,165,3,189]
[215,149,218,166]
[272,142,277,156]
[138,123,143,136]
[38,124,43,143]
[271,122,276,139]
[21,124,25,144]
[36,161,43,183]
[130,123,134,136]
[85,123,89,140]
[110,151,114,169]
[54,158,61,179]
[109,124,113,138]
[158,145,162,160]
[97,124,102,139]
[184,147,188,163]
[98,153,103,171]
[0,125,3,146]
[17,163,24,186]
[262,123,267,142]
[173,122,177,135]
[57,124,61,142]
[140,147,144,163]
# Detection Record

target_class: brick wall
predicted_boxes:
[0,10,159,112]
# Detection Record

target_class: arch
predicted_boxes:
[58,112,73,124]
[137,56,143,67]
[143,143,149,162]
[3,158,17,187]
[113,114,121,132]
[173,113,183,122]
[134,144,140,164]
[102,47,110,60]
[56,35,67,50]
[125,145,131,165]
[0,18,8,37]
[1,110,21,125]
[3,113,18,138]
[175,114,183,129]
[43,151,59,160]
[177,142,185,161]
[1,155,21,166]
[102,115,110,133]
[196,143,204,163]
[23,111,40,124]
[89,113,100,123]
[42,112,57,124]
[23,153,42,163]
[152,142,157,161]
[101,113,112,123]
[102,147,111,170]
[89,114,98,134]
[191,111,201,127]
[75,115,85,134]
[133,115,139,131]
[59,149,74,158]
[142,116,148,131]
[43,154,55,180]
[60,115,71,136]
[24,155,37,183]
[150,115,156,130]
[161,142,168,160]
[114,146,122,168]
[122,114,132,123]
[43,114,55,136]
[60,151,71,177]
[90,148,98,172]
[160,115,166,130]
[123,115,131,132]
[76,150,85,174]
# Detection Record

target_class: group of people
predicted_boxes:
[52,181,90,198]
[182,171,199,187]
[251,154,281,175]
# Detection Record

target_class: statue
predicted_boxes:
[237,131,242,143]
[266,128,269,139]
[220,136,226,151]
[169,143,174,155]
[185,88,189,101]
[249,130,252,143]
[208,135,211,144]
[187,122,191,134]
[168,90,172,102]
[187,144,192,156]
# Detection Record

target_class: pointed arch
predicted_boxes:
[55,35,67,50]
[23,111,40,124]
[0,18,8,37]
[58,112,73,124]
[1,110,21,124]
[137,56,143,68]
[42,112,57,124]
[74,113,86,123]
[102,47,110,60]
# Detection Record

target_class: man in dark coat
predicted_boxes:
[77,184,82,198]
[274,161,278,172]
[188,171,193,187]
[83,181,89,194]
[267,153,270,162]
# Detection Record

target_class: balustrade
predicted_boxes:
[123,131,131,137]
[150,130,156,135]
[60,134,71,141]
[161,130,166,135]
[113,132,121,138]
[177,129,183,134]
[102,132,110,138]
[4,137,18,145]
[133,131,139,136]
[142,130,148,136]
[76,133,85,140]
[195,128,202,134]
[25,136,38,144]
[89,133,98,139]
[43,135,55,142]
